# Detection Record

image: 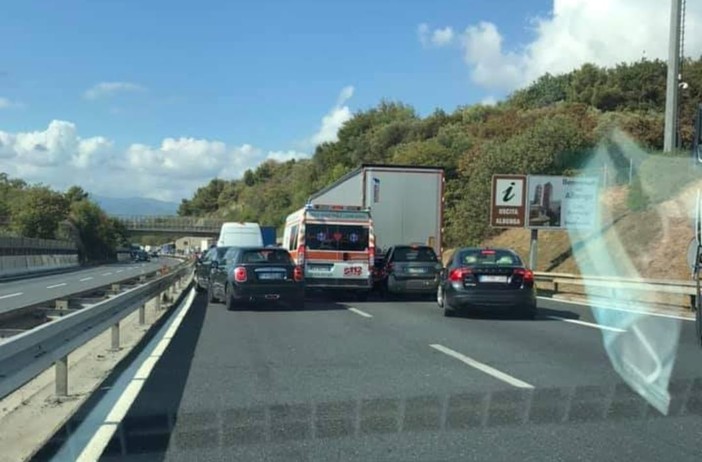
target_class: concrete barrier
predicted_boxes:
[0,254,80,278]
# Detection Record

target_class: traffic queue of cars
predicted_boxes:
[194,237,537,319]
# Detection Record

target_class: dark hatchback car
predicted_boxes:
[380,245,442,297]
[194,246,231,293]
[437,247,537,319]
[208,247,305,310]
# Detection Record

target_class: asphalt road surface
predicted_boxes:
[33,292,702,462]
[0,257,182,316]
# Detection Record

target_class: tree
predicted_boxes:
[12,187,70,239]
[65,185,90,203]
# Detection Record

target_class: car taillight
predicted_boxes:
[449,267,471,282]
[293,266,304,282]
[368,246,375,267]
[514,268,534,283]
[234,266,247,282]
[297,244,305,265]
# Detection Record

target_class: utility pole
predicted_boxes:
[664,0,683,152]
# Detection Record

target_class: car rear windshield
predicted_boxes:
[393,246,437,262]
[240,249,293,265]
[305,224,369,251]
[458,249,522,267]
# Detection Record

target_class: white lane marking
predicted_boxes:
[348,307,373,318]
[546,315,626,333]
[77,289,197,461]
[101,272,112,276]
[104,380,145,423]
[116,270,124,273]
[80,277,93,282]
[430,344,534,389]
[47,283,67,289]
[0,292,22,300]
[538,296,693,321]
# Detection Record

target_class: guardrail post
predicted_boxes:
[55,355,68,397]
[553,282,559,293]
[111,322,120,350]
[139,304,146,325]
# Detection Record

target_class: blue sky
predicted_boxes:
[0,0,685,201]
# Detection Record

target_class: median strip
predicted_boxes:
[348,307,372,318]
[546,315,626,333]
[430,344,534,389]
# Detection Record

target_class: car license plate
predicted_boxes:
[307,265,332,273]
[408,267,426,274]
[259,273,283,280]
[479,275,508,283]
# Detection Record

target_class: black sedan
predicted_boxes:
[437,247,537,319]
[194,246,230,293]
[208,247,305,310]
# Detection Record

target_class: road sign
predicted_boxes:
[526,176,598,230]
[490,175,527,228]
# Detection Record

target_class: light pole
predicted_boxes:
[664,0,683,152]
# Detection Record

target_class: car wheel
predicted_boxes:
[207,283,219,304]
[436,286,445,308]
[225,284,238,311]
[443,307,457,317]
[523,304,538,320]
[194,278,204,293]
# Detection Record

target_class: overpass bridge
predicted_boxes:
[112,215,225,237]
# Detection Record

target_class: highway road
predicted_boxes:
[34,293,702,461]
[0,257,183,316]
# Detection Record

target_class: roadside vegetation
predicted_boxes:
[0,177,128,262]
[179,58,702,247]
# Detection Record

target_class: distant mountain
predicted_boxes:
[92,195,179,216]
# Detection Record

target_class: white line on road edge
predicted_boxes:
[538,296,694,321]
[348,307,373,318]
[0,292,22,300]
[76,289,197,462]
[101,272,112,276]
[430,344,534,389]
[80,277,93,282]
[546,315,626,333]
[46,283,67,289]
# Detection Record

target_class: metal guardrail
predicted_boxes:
[0,261,193,400]
[534,272,698,306]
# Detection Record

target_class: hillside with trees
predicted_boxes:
[176,59,702,247]
[0,176,129,262]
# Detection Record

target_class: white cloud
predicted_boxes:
[310,85,354,145]
[436,0,702,92]
[432,27,454,46]
[84,81,146,100]
[0,120,308,202]
[418,23,455,48]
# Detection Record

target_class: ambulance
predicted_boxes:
[283,204,375,299]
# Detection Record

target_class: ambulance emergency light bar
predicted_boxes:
[305,203,365,211]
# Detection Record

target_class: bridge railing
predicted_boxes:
[112,215,226,233]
